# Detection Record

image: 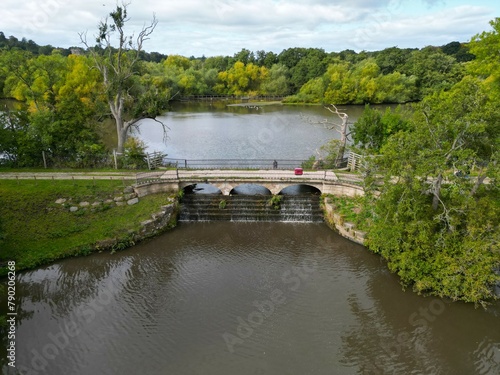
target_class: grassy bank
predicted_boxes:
[0,179,173,276]
[323,194,372,231]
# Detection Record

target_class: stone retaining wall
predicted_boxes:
[91,183,179,253]
[134,181,179,198]
[95,199,178,252]
[323,198,367,245]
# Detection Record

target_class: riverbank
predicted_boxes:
[322,195,369,245]
[0,179,178,277]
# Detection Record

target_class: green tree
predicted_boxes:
[374,72,418,103]
[351,58,380,103]
[468,18,500,95]
[164,54,192,71]
[400,47,464,97]
[352,104,411,152]
[233,48,255,65]
[323,61,355,104]
[375,46,414,74]
[260,64,290,96]
[278,48,329,92]
[440,41,474,62]
[0,51,105,166]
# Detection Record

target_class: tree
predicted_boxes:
[260,64,290,96]
[364,76,499,304]
[80,4,169,154]
[468,18,500,95]
[301,104,350,167]
[233,48,255,65]
[352,105,411,152]
[323,61,355,104]
[278,48,329,93]
[375,46,414,75]
[399,47,464,97]
[0,50,105,166]
[216,61,268,96]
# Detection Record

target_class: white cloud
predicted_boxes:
[0,0,498,55]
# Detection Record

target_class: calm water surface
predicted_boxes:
[134,103,371,159]
[2,223,499,374]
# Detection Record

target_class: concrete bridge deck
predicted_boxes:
[159,169,340,181]
[136,169,364,196]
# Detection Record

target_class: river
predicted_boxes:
[2,223,499,374]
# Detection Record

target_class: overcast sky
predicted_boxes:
[1,0,499,57]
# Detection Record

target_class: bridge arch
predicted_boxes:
[279,184,322,195]
[230,184,272,195]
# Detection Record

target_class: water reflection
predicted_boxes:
[133,103,375,159]
[339,262,500,375]
[1,223,499,375]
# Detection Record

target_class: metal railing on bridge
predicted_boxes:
[161,158,307,170]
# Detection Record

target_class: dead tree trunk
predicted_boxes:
[325,104,349,167]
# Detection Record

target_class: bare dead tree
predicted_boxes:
[301,104,351,167]
[79,3,168,154]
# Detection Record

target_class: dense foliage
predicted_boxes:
[351,19,500,305]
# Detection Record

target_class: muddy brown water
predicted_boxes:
[2,222,499,374]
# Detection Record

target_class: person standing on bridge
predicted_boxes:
[273,160,278,169]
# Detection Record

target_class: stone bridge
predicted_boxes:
[134,169,365,197]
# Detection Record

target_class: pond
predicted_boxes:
[134,102,372,160]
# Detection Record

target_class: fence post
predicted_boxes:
[146,153,151,170]
[113,150,118,170]
[42,151,47,169]
[184,159,187,168]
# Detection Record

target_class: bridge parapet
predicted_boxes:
[135,169,364,197]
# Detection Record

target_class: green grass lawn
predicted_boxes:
[0,179,173,276]
[0,167,147,173]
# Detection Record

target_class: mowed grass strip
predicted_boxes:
[0,179,172,275]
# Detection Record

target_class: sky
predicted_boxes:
[1,0,499,57]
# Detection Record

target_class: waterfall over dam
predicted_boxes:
[179,194,323,223]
